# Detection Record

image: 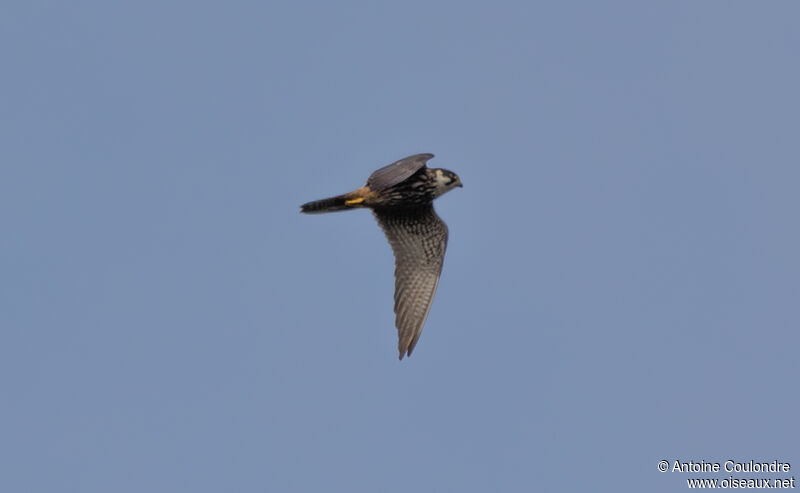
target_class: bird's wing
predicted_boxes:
[373,204,448,359]
[366,153,434,190]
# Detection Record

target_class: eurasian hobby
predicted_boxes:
[300,153,462,359]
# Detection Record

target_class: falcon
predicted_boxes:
[300,153,462,359]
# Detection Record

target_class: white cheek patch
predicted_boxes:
[431,170,458,197]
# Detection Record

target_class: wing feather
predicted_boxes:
[373,205,448,359]
[366,153,434,191]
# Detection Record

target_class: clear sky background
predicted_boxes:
[2,2,798,491]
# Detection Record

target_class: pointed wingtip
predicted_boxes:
[398,346,414,360]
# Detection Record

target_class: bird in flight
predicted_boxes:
[301,153,462,359]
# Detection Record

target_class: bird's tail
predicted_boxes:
[300,189,368,214]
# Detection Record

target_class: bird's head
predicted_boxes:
[432,168,463,197]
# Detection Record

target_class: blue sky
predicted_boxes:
[2,1,798,491]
